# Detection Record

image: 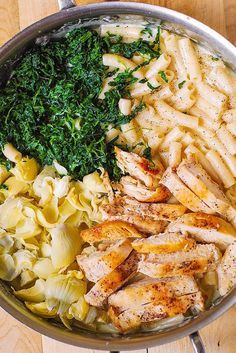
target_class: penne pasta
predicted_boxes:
[168,81,196,111]
[184,144,221,183]
[194,95,223,121]
[216,124,236,155]
[154,100,199,129]
[209,67,236,107]
[145,53,171,79]
[169,141,182,168]
[222,108,236,123]
[159,126,185,151]
[118,98,132,115]
[206,150,235,188]
[196,80,228,110]
[226,122,236,136]
[178,38,202,81]
[164,34,187,79]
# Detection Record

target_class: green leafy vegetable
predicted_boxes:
[0,28,148,181]
[211,56,219,61]
[178,80,186,89]
[0,184,8,190]
[158,70,168,83]
[140,26,153,37]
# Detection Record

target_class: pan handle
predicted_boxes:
[58,0,76,10]
[189,331,206,353]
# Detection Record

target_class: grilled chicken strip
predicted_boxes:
[77,239,133,282]
[217,240,236,296]
[115,146,165,189]
[132,232,195,254]
[122,197,187,221]
[168,212,236,250]
[118,175,170,202]
[108,276,204,332]
[177,159,236,220]
[101,204,167,234]
[138,244,221,278]
[101,197,185,234]
[160,167,214,213]
[84,251,139,307]
[80,220,142,245]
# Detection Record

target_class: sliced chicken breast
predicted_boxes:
[138,244,221,278]
[80,220,142,245]
[108,276,204,332]
[122,197,187,220]
[118,175,170,202]
[77,239,133,282]
[177,159,231,215]
[168,213,236,250]
[101,204,167,234]
[84,251,139,307]
[160,167,214,213]
[217,240,236,295]
[132,232,196,254]
[115,146,164,189]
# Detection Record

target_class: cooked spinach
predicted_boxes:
[0,27,151,180]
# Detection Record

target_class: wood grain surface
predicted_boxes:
[0,1,235,353]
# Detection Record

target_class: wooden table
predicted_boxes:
[0,1,235,353]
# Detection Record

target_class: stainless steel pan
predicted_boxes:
[0,1,235,352]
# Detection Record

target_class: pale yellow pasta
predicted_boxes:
[0,165,10,184]
[120,119,142,148]
[145,53,171,79]
[98,76,115,99]
[206,136,236,177]
[159,126,185,151]
[164,34,187,79]
[143,85,173,104]
[132,55,145,65]
[209,67,236,107]
[184,144,221,183]
[181,132,195,147]
[168,141,182,168]
[118,98,131,115]
[100,24,157,42]
[216,124,236,155]
[196,80,228,110]
[130,76,160,97]
[178,38,202,81]
[226,122,236,136]
[105,125,127,145]
[168,81,196,111]
[194,95,222,121]
[222,108,236,123]
[102,54,143,79]
[159,151,169,168]
[154,100,199,129]
[159,69,175,84]
[206,150,235,188]
[3,143,22,163]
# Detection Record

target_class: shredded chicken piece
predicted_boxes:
[117,175,170,202]
[115,146,164,189]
